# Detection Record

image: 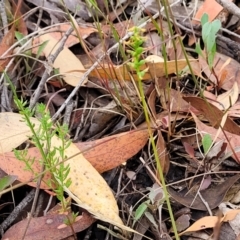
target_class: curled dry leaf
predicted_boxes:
[38,32,87,87]
[205,82,239,110]
[33,23,97,50]
[179,208,240,236]
[89,56,190,81]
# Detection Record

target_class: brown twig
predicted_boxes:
[216,0,240,18]
[0,189,36,236]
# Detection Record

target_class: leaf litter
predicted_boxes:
[2,0,240,239]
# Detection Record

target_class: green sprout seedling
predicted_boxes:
[195,13,221,69]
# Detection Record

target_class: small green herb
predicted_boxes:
[5,72,72,212]
[195,13,221,69]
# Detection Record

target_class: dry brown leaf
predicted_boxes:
[33,23,97,51]
[183,96,240,136]
[38,32,87,87]
[216,82,239,110]
[223,209,240,221]
[168,175,240,211]
[198,53,239,90]
[180,209,240,236]
[156,130,169,174]
[89,57,190,81]
[179,216,220,235]
[147,88,169,174]
[204,82,239,111]
[169,89,199,113]
[0,148,51,189]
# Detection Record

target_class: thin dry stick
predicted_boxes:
[216,0,240,18]
[21,164,45,240]
[29,27,74,109]
[0,1,8,35]
[0,189,36,236]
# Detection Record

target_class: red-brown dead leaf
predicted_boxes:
[0,148,51,189]
[2,211,95,240]
[0,129,149,188]
[182,141,198,161]
[75,129,149,173]
[0,25,15,72]
[193,0,224,24]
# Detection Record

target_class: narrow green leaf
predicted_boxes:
[0,175,17,192]
[133,200,149,226]
[211,20,221,34]
[195,43,204,57]
[201,13,209,26]
[202,22,212,43]
[37,40,48,58]
[202,134,213,154]
[15,31,25,44]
